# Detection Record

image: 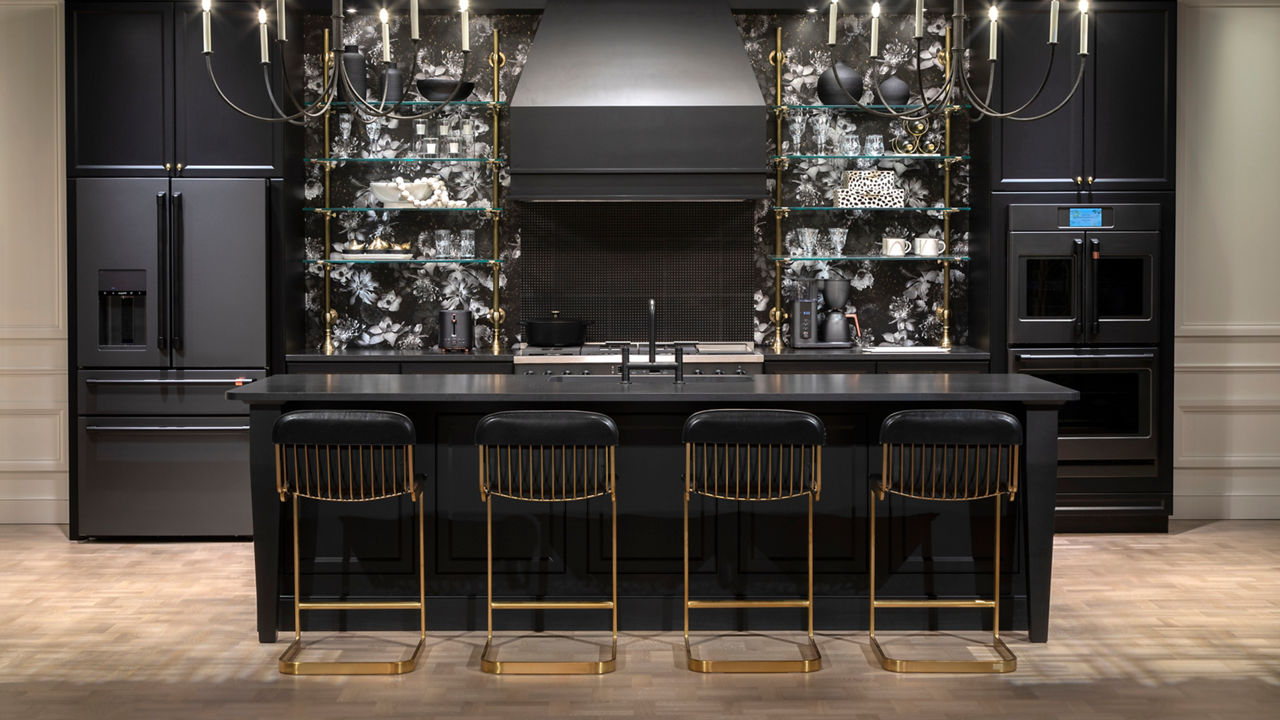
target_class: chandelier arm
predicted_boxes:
[964,58,998,122]
[998,56,1087,122]
[261,65,312,126]
[371,50,477,122]
[824,58,935,121]
[276,41,338,118]
[907,37,957,119]
[963,45,1058,120]
[337,48,469,122]
[961,49,1085,121]
[204,55,307,123]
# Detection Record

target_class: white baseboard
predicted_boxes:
[1173,494,1280,520]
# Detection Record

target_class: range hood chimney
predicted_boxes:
[509,0,767,201]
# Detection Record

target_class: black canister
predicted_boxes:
[341,45,367,103]
[380,65,403,103]
[438,309,474,352]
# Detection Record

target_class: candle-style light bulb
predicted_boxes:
[828,0,838,46]
[1049,0,1060,44]
[988,5,999,62]
[201,0,212,55]
[410,0,419,41]
[380,7,391,63]
[258,8,269,64]
[914,0,924,39]
[1079,0,1089,55]
[277,0,287,43]
[460,0,470,52]
[870,2,881,58]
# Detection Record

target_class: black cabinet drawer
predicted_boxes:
[78,370,265,415]
[764,361,874,374]
[875,361,988,374]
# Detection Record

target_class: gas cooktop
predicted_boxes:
[512,341,762,371]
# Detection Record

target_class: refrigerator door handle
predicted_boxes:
[155,192,169,353]
[170,192,184,352]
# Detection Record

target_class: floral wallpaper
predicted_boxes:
[302,10,967,352]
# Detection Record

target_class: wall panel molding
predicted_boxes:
[1175,323,1280,339]
[1174,402,1280,469]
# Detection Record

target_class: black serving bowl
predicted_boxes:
[415,78,476,102]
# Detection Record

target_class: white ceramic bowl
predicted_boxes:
[370,181,431,208]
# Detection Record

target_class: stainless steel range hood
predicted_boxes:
[508,0,767,201]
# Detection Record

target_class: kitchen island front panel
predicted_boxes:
[231,373,1074,644]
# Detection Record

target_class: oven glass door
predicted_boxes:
[1086,231,1160,344]
[1010,350,1157,462]
[1008,232,1085,345]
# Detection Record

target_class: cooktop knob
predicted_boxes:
[543,369,553,375]
[525,370,534,375]
[735,367,746,375]
[714,369,725,375]
[562,369,573,375]
[693,368,704,375]
[582,369,591,375]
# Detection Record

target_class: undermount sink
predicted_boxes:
[547,374,753,383]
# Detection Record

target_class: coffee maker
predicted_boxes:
[792,278,857,348]
[438,309,474,352]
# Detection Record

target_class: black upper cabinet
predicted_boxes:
[989,1,1175,193]
[69,2,283,178]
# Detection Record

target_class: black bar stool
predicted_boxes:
[870,409,1023,673]
[475,410,619,675]
[681,409,825,673]
[272,409,424,675]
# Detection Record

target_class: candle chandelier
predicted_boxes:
[201,0,474,125]
[823,0,1090,122]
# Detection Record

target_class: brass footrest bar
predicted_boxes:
[490,600,615,610]
[480,635,617,675]
[684,635,821,674]
[870,635,1016,674]
[297,601,424,611]
[873,599,996,609]
[687,599,810,610]
[279,636,425,676]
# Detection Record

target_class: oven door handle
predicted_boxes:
[1014,353,1156,361]
[84,425,251,432]
[1072,238,1084,339]
[1089,237,1101,338]
[83,378,254,386]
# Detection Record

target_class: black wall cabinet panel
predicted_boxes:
[69,4,174,176]
[990,1,1175,193]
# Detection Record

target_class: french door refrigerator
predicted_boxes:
[73,177,268,537]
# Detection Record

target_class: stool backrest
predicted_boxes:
[682,409,825,500]
[273,410,416,501]
[878,409,1022,501]
[476,411,618,501]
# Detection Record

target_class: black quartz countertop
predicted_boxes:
[229,372,1075,405]
[285,345,987,364]
[286,348,513,363]
[764,345,990,361]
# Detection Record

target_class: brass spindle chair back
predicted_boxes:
[272,409,425,675]
[682,409,825,673]
[871,409,1022,673]
[475,410,619,675]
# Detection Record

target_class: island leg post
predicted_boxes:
[250,405,283,643]
[1023,405,1061,643]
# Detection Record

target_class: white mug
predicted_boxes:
[913,236,947,256]
[882,237,911,256]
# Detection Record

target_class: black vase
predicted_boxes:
[340,45,366,103]
[816,63,864,106]
[380,65,403,103]
[877,75,911,107]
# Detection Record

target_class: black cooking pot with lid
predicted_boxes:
[523,310,590,347]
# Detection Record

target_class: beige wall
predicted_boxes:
[0,0,66,523]
[1174,0,1280,518]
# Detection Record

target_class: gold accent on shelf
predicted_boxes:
[772,26,784,354]
[892,119,937,155]
[478,443,618,674]
[939,28,953,349]
[487,50,506,69]
[490,30,503,354]
[683,441,822,673]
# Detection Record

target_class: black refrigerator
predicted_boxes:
[73,177,269,537]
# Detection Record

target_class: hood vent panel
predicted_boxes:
[509,0,767,201]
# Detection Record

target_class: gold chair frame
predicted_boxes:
[683,441,823,673]
[275,442,425,675]
[478,443,617,675]
[870,441,1020,673]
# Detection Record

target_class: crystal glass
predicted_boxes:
[434,229,456,258]
[828,228,848,257]
[787,112,807,155]
[363,117,382,153]
[420,136,439,157]
[859,133,884,169]
[812,110,830,155]
[446,132,462,158]
[797,227,819,257]
[840,133,861,157]
[784,229,801,256]
[458,229,476,257]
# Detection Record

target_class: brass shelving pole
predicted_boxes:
[487,29,506,355]
[322,29,336,355]
[939,28,954,350]
[769,27,787,354]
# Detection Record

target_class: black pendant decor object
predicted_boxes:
[341,45,367,103]
[876,75,911,107]
[380,65,403,103]
[816,63,864,106]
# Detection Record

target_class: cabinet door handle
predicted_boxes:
[164,162,172,172]
[85,425,251,433]
[1074,176,1083,185]
[176,163,183,172]
[1086,176,1094,185]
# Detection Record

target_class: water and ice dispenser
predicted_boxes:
[97,270,146,347]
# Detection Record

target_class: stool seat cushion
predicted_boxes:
[476,410,619,448]
[682,409,825,447]
[273,409,415,446]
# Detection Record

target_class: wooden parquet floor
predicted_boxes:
[1,521,1278,719]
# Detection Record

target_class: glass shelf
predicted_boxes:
[777,206,969,212]
[306,99,505,108]
[303,206,500,213]
[305,258,499,265]
[772,103,971,111]
[770,255,969,263]
[774,154,968,161]
[306,156,498,163]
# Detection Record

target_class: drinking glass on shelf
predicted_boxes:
[860,133,884,169]
[434,229,456,258]
[788,112,807,155]
[446,132,462,158]
[812,110,830,155]
[828,228,848,258]
[797,227,819,257]
[784,229,801,256]
[840,133,861,158]
[421,136,439,157]
[458,229,476,258]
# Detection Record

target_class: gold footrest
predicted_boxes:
[870,635,1016,674]
[278,636,425,676]
[490,600,615,610]
[297,601,424,611]
[687,599,810,610]
[872,599,996,609]
[684,635,821,674]
[480,636,617,675]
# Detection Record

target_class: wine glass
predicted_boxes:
[797,227,819,258]
[812,110,830,156]
[859,133,884,169]
[828,228,848,258]
[788,112,807,155]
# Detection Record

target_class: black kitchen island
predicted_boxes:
[230,372,1076,644]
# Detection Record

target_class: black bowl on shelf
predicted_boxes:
[415,78,476,102]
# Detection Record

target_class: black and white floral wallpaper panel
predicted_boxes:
[302,10,967,352]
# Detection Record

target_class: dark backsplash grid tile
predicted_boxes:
[521,202,755,343]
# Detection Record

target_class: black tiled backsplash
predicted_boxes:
[520,202,756,342]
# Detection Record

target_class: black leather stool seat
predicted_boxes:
[683,409,825,501]
[476,410,619,502]
[273,410,417,502]
[878,410,1022,501]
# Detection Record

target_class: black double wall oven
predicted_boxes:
[1006,203,1166,529]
